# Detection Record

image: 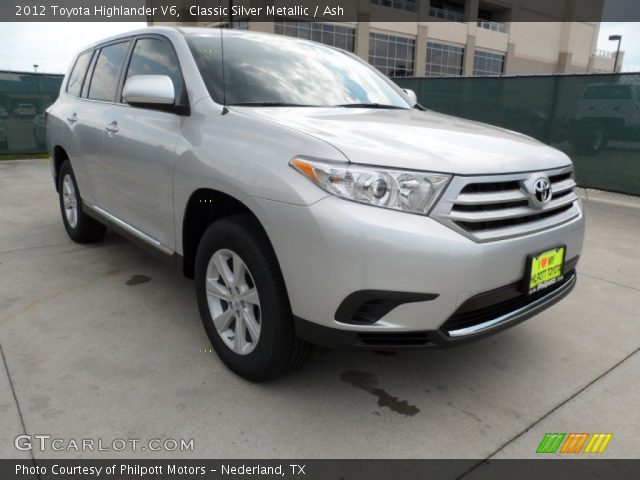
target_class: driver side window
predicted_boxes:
[125,37,185,104]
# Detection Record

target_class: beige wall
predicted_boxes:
[422,21,467,46]
[591,52,624,73]
[474,28,508,52]
[509,22,565,65]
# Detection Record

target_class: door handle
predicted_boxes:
[105,121,119,134]
[67,113,77,124]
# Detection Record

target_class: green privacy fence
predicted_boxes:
[2,70,639,196]
[0,71,63,155]
[394,73,640,196]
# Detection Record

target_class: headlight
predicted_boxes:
[290,157,450,215]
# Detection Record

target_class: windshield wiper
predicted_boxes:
[334,103,408,109]
[229,102,319,107]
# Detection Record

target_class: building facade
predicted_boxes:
[150,0,623,76]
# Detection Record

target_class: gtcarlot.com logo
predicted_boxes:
[536,433,613,454]
[15,434,195,453]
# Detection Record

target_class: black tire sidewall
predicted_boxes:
[195,217,295,381]
[57,160,106,243]
[58,161,80,238]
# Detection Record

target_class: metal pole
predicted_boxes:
[613,38,621,73]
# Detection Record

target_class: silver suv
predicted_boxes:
[47,27,585,380]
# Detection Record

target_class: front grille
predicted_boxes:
[431,167,581,242]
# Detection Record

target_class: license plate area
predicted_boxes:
[523,246,566,295]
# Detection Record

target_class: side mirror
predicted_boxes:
[123,75,175,106]
[403,88,418,107]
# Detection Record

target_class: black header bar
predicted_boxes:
[2,0,640,22]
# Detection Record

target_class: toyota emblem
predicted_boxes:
[532,177,552,207]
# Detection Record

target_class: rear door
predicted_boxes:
[53,48,97,201]
[99,35,185,251]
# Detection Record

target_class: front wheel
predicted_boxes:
[57,160,107,243]
[195,215,311,381]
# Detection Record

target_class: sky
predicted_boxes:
[0,22,146,73]
[596,22,640,70]
[0,21,638,74]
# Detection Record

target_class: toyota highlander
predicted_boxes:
[47,28,585,380]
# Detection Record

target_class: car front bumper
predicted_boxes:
[249,195,585,346]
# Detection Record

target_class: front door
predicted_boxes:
[97,36,187,251]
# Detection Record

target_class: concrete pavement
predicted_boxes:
[0,159,638,461]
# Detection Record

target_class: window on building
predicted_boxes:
[429,0,465,22]
[370,0,417,12]
[473,50,505,76]
[217,20,249,30]
[274,18,356,52]
[125,38,184,102]
[66,50,93,97]
[477,9,508,32]
[426,42,464,76]
[88,41,130,102]
[369,32,415,77]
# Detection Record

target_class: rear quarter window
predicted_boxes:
[66,50,93,97]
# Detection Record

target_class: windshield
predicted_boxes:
[185,32,411,108]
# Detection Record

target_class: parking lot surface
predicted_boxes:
[1,160,639,460]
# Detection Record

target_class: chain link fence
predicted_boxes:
[0,71,63,155]
[395,73,640,197]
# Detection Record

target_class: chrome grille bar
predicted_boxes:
[430,166,581,242]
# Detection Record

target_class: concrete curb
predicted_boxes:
[579,188,640,209]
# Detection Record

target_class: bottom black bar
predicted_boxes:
[1,459,638,480]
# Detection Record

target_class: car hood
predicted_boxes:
[234,107,571,175]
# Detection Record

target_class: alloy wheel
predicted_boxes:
[205,249,261,355]
[62,174,78,228]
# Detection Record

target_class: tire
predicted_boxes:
[58,160,107,243]
[195,215,311,381]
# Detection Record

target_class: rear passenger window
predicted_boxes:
[88,41,130,102]
[67,50,93,97]
[125,38,184,102]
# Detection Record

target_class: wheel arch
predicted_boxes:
[181,188,273,279]
[52,145,70,191]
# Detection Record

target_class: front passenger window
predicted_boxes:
[125,38,185,103]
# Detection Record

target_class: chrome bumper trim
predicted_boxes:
[446,273,577,338]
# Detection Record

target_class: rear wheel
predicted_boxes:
[195,215,311,381]
[58,160,107,243]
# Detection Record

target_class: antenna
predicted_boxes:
[220,28,228,115]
